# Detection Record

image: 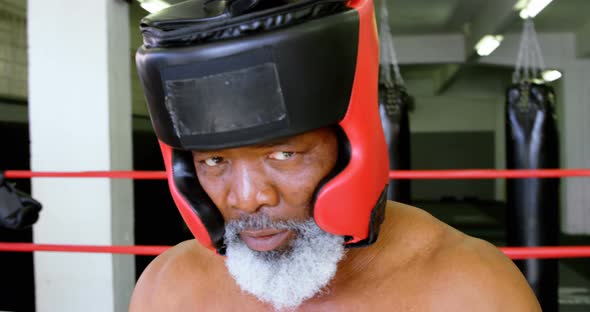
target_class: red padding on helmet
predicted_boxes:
[314,0,389,243]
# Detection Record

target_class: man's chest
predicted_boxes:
[180,283,434,312]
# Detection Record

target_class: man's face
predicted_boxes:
[192,127,339,252]
[193,128,345,310]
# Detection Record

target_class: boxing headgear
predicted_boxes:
[136,0,389,254]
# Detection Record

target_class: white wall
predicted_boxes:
[410,95,499,133]
[559,60,590,234]
[402,68,506,201]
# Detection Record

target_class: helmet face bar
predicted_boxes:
[136,0,389,254]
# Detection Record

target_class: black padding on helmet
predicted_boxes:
[140,0,348,48]
[136,1,359,150]
[171,150,226,252]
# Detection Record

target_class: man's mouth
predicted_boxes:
[239,229,293,252]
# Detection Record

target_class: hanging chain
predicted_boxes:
[513,18,546,84]
[378,0,404,87]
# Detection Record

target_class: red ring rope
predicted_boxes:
[0,243,170,255]
[389,169,590,179]
[3,170,590,260]
[502,246,590,260]
[4,170,166,180]
[0,243,589,259]
[5,169,590,180]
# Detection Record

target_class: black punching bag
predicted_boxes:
[379,64,412,204]
[0,172,42,230]
[506,82,559,312]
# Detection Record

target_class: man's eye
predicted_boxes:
[269,151,294,161]
[203,156,224,167]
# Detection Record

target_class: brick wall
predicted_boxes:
[0,1,152,126]
[130,2,149,117]
[0,2,27,100]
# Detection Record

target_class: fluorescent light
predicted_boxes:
[519,0,553,19]
[514,0,529,10]
[475,35,504,56]
[542,69,562,82]
[139,0,170,13]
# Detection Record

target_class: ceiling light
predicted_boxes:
[514,0,529,10]
[139,0,170,13]
[475,35,504,56]
[542,69,562,82]
[519,0,553,19]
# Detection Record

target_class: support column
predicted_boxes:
[28,0,134,311]
[561,60,590,234]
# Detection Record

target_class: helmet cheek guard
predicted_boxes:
[312,0,389,246]
[136,0,389,254]
[159,142,225,253]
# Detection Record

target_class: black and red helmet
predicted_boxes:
[136,0,389,254]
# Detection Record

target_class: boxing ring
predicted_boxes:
[1,168,589,260]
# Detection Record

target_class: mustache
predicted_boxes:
[224,213,313,238]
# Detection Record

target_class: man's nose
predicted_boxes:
[226,163,279,214]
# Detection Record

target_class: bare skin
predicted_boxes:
[130,128,541,311]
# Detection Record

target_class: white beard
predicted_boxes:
[224,215,346,311]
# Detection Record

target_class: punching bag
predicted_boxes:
[377,0,412,203]
[506,82,559,312]
[0,172,42,230]
[379,64,412,203]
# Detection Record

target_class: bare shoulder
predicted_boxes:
[382,202,541,311]
[428,234,540,311]
[129,239,224,311]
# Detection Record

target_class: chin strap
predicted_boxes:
[345,188,387,248]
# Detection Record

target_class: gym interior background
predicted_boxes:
[0,0,589,311]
